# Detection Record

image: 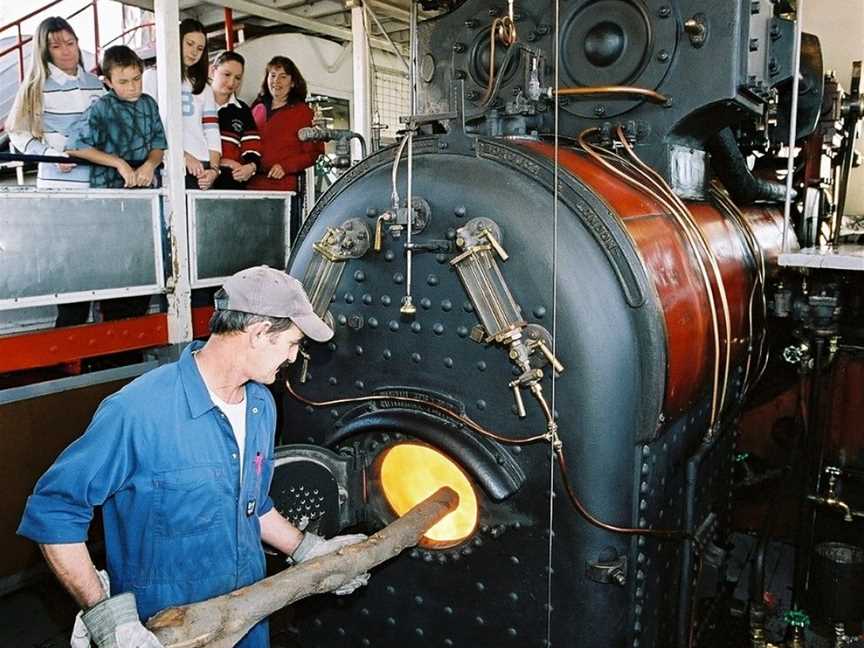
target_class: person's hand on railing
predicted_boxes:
[267,163,285,180]
[184,152,204,178]
[197,168,219,190]
[134,161,158,188]
[233,163,257,183]
[56,162,77,173]
[115,160,137,188]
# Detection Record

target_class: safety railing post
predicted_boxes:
[92,0,100,61]
[16,24,24,82]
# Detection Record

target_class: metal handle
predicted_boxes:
[299,349,311,384]
[510,380,526,418]
[481,227,509,261]
[537,340,565,374]
[374,214,388,252]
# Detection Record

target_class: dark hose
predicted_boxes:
[708,128,795,204]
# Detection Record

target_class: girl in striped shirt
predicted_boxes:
[143,18,221,189]
[7,17,104,189]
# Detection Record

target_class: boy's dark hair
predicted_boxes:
[213,50,245,68]
[180,18,209,95]
[254,56,308,107]
[101,45,143,79]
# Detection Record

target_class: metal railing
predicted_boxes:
[100,21,154,51]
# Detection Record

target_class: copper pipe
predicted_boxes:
[286,376,688,540]
[479,16,517,105]
[553,85,668,104]
[284,377,549,445]
[556,449,689,540]
[614,127,734,422]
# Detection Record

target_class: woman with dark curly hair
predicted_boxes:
[248,56,322,193]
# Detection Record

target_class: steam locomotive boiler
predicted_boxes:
[270,1,818,646]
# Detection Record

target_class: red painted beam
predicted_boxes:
[224,8,235,51]
[0,314,169,373]
[192,305,214,339]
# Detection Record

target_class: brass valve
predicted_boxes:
[509,379,527,418]
[480,226,509,261]
[373,213,393,252]
[299,348,311,384]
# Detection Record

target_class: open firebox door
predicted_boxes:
[271,445,366,538]
[272,431,517,548]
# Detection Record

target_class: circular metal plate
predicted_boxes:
[271,460,341,536]
[558,0,677,118]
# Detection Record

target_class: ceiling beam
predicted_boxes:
[366,0,409,23]
[200,0,404,52]
[123,0,405,52]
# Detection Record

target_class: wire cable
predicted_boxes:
[546,0,561,642]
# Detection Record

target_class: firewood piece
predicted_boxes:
[147,486,459,648]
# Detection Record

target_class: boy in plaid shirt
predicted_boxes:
[66,46,166,188]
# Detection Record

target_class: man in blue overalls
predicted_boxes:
[18,266,366,648]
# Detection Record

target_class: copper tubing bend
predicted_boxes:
[552,85,669,105]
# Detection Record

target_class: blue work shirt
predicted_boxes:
[18,342,276,647]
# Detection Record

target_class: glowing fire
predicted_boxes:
[379,443,478,547]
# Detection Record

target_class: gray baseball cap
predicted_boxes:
[217,266,333,342]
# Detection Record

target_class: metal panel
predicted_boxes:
[0,361,157,405]
[0,189,165,310]
[187,190,291,288]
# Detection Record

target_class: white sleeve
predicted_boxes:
[202,85,222,154]
[8,129,63,157]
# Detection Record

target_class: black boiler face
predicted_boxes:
[275,135,731,647]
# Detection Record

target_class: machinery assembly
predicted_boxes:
[2,0,864,647]
[268,1,864,646]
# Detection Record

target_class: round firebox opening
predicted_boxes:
[378,442,479,548]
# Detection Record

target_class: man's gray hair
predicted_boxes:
[209,289,295,335]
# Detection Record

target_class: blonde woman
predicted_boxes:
[7,17,104,189]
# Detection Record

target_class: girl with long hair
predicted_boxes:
[7,16,104,189]
[247,56,322,193]
[210,50,261,189]
[143,18,221,189]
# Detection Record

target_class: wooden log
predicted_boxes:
[147,486,459,648]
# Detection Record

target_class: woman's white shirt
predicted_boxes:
[142,68,221,163]
[8,63,104,188]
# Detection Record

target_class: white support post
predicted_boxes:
[351,4,371,162]
[154,0,193,343]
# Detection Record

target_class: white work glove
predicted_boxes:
[291,532,370,595]
[79,592,164,648]
[71,569,111,648]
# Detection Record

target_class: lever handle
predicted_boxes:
[510,381,526,418]
[481,227,509,261]
[537,340,565,374]
[374,215,387,252]
[299,349,311,384]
